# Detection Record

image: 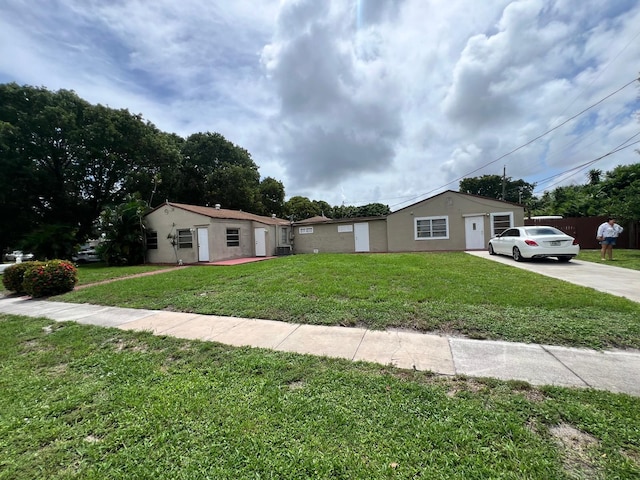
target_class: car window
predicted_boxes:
[526,227,562,235]
[501,229,519,237]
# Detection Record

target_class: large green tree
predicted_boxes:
[97,195,148,266]
[0,83,175,258]
[177,132,262,211]
[593,163,640,221]
[531,163,640,221]
[459,175,535,204]
[284,196,320,220]
[258,177,286,217]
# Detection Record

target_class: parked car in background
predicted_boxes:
[4,250,34,262]
[488,226,579,262]
[72,248,101,264]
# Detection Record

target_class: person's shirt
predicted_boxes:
[597,222,624,238]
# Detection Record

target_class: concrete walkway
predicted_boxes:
[1,295,639,397]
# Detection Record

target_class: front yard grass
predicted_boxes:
[1,315,638,479]
[76,263,175,285]
[59,253,640,350]
[578,249,640,271]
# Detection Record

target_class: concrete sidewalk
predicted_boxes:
[1,295,639,397]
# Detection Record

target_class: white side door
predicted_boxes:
[255,228,267,257]
[197,228,210,262]
[464,216,485,250]
[354,223,370,252]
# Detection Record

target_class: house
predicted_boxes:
[292,191,524,254]
[292,215,388,254]
[386,190,524,251]
[143,202,291,264]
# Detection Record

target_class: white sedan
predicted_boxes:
[488,226,580,262]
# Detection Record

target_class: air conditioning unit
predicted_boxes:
[276,246,292,256]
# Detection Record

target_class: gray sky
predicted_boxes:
[1,0,639,209]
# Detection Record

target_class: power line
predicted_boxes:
[534,131,640,189]
[389,75,640,210]
[533,134,640,194]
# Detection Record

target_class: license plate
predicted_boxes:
[550,241,561,246]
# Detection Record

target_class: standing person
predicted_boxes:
[596,217,624,261]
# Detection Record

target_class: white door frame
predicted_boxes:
[254,228,267,257]
[354,222,370,252]
[197,227,210,262]
[464,216,485,250]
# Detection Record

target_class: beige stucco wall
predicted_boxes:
[292,219,387,254]
[144,206,288,263]
[386,192,525,252]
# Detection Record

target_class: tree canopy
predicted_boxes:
[460,163,640,222]
[283,197,391,221]
[0,83,176,257]
[459,175,535,204]
[531,163,640,221]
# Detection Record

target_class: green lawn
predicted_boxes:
[578,249,640,271]
[1,315,638,479]
[59,253,640,350]
[75,263,175,285]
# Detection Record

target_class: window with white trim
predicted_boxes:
[281,227,289,244]
[177,229,193,249]
[490,212,513,236]
[415,216,449,240]
[298,226,313,234]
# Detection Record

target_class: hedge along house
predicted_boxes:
[143,202,291,264]
[292,191,524,254]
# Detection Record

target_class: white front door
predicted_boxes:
[464,216,485,250]
[255,228,267,257]
[197,228,210,262]
[354,223,370,252]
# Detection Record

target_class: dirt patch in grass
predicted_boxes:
[622,449,640,468]
[550,423,602,479]
[446,377,490,397]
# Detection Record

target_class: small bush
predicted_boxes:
[2,262,43,294]
[21,260,78,297]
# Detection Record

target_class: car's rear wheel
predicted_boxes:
[557,256,572,263]
[513,246,524,262]
[488,243,495,255]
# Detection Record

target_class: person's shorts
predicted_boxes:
[602,237,617,245]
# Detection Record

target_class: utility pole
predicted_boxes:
[501,165,506,200]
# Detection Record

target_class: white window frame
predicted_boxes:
[490,212,514,237]
[298,226,313,234]
[414,216,449,240]
[280,227,289,244]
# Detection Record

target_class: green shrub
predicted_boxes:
[21,260,78,297]
[2,262,43,294]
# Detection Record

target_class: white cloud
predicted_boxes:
[1,0,639,208]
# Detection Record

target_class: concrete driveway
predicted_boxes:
[466,251,640,303]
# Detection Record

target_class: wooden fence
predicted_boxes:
[524,216,639,249]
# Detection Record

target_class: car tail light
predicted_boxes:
[524,239,539,246]
[573,239,579,245]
